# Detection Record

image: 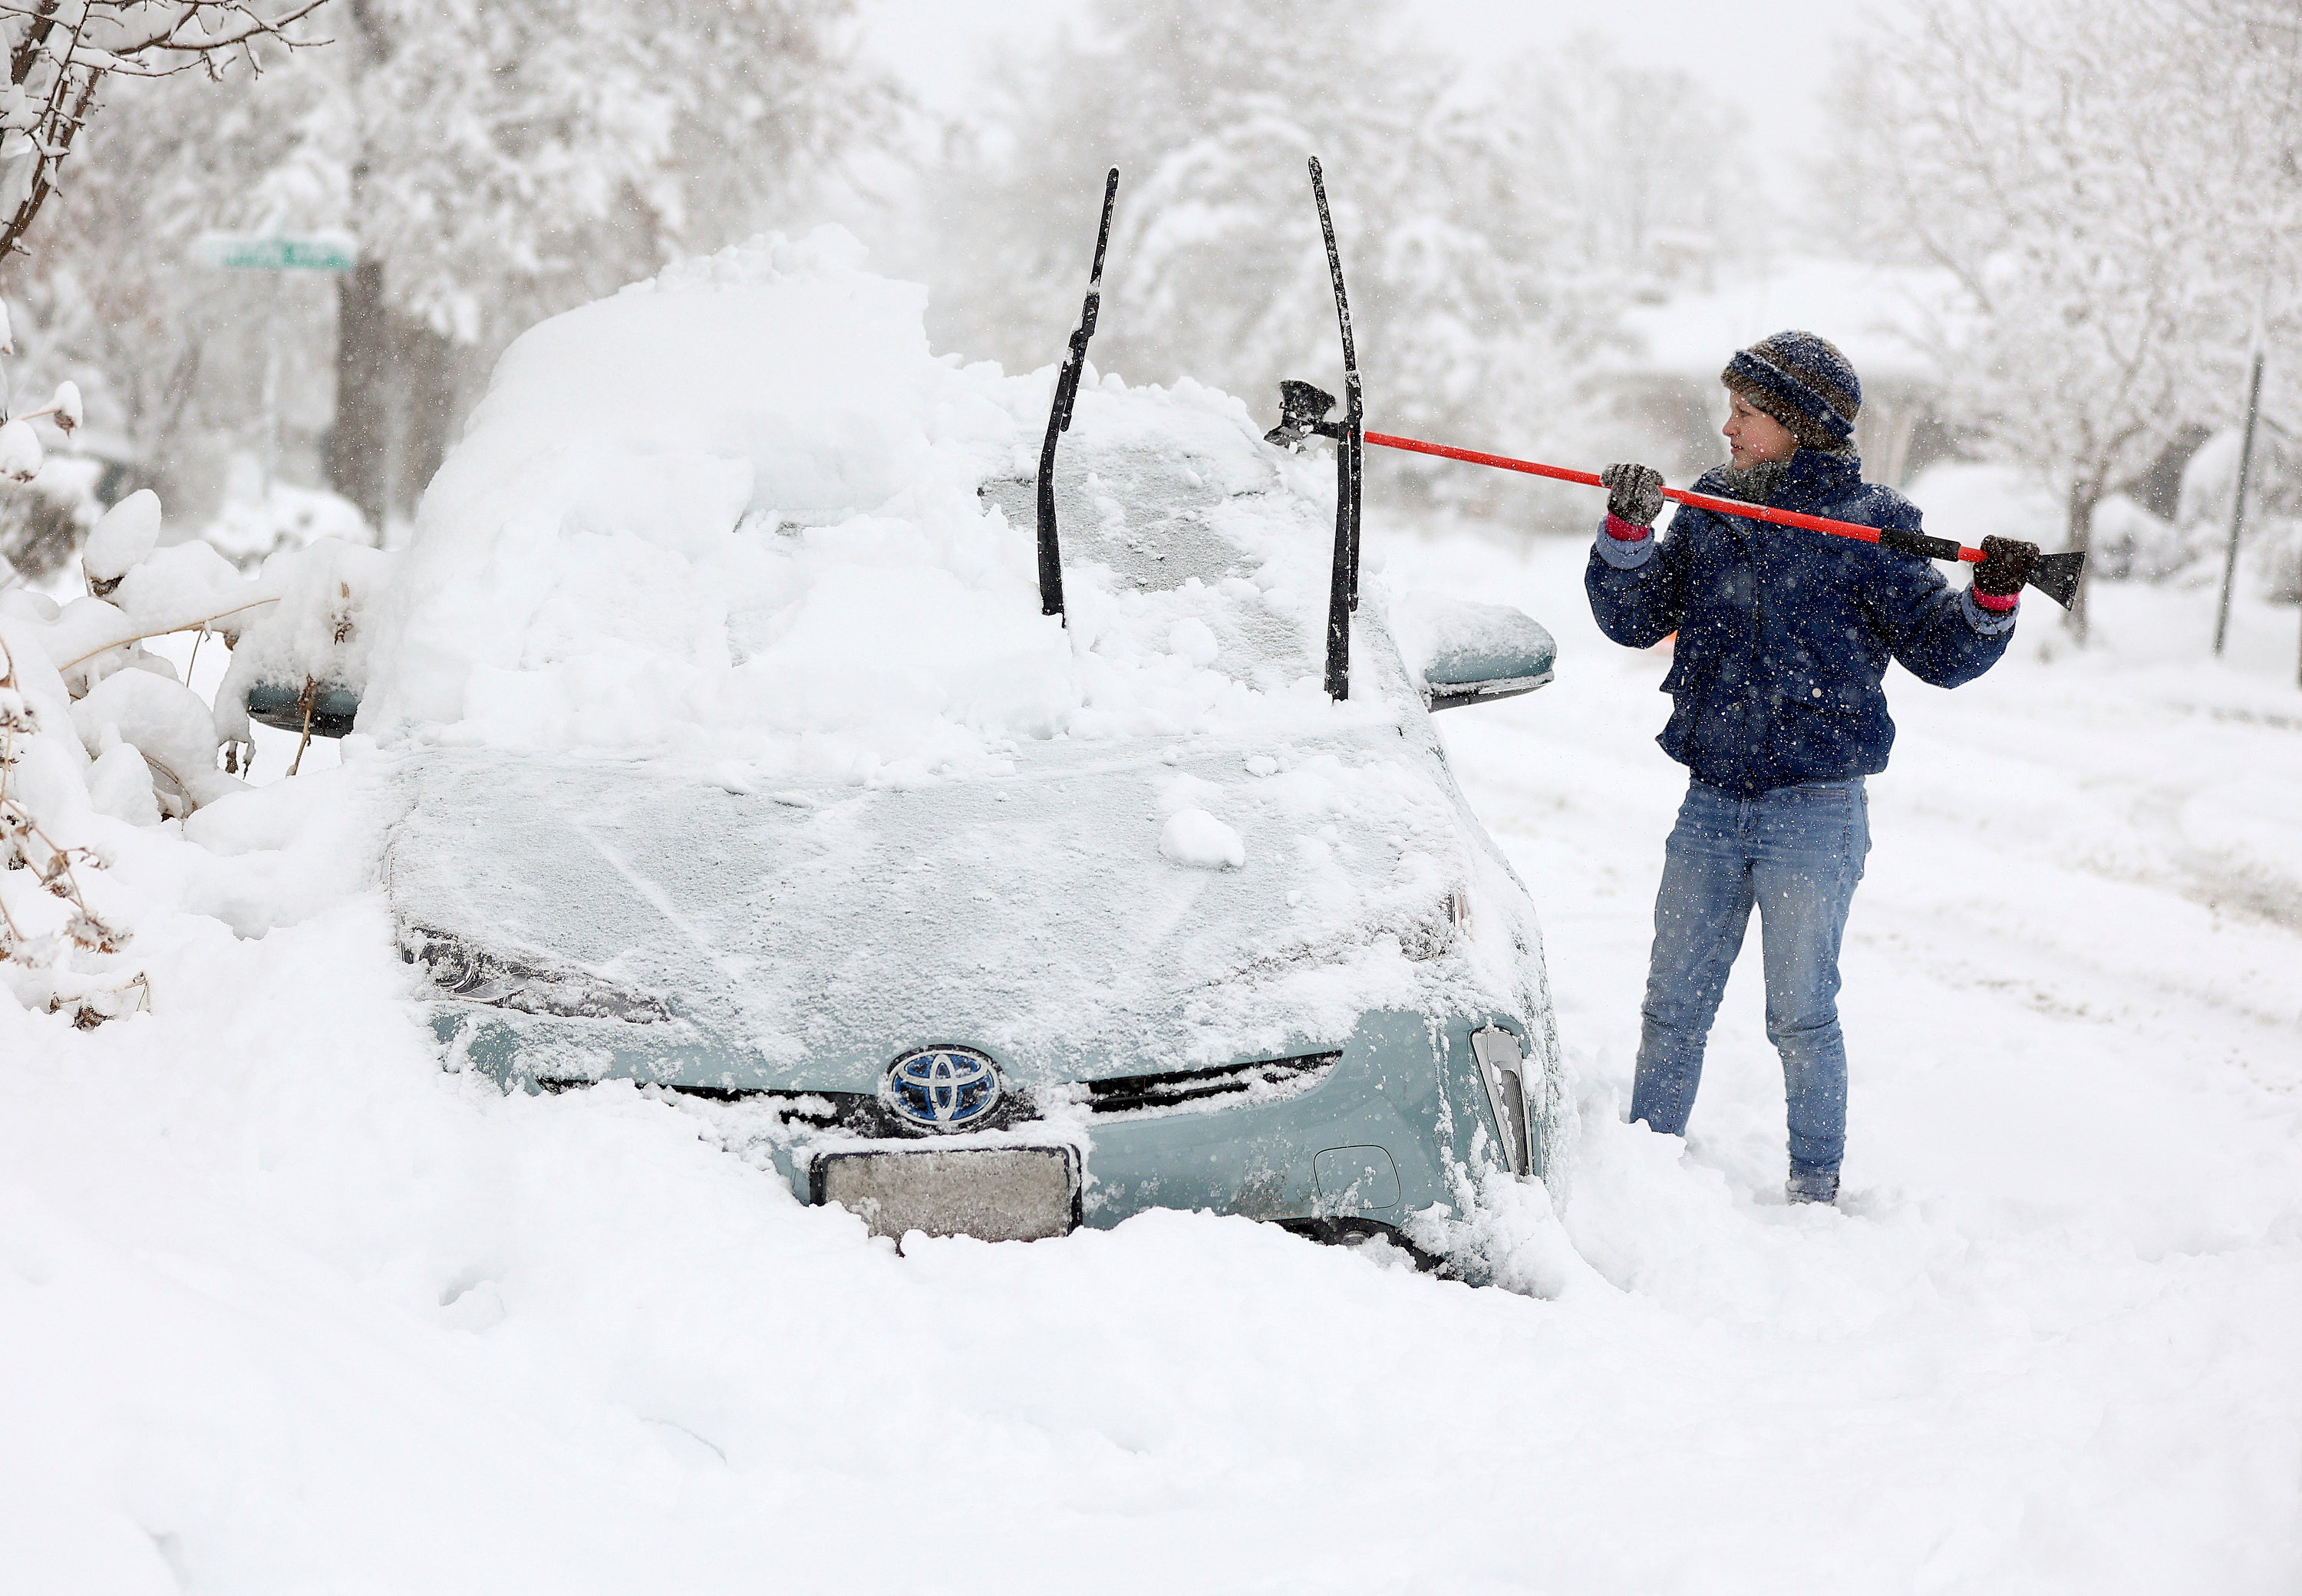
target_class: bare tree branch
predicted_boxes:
[0,1,331,263]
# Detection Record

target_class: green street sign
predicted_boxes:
[197,232,358,272]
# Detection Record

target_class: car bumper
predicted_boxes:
[434,1004,1545,1236]
[768,1010,1539,1233]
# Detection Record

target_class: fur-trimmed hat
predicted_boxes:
[1720,330,1862,450]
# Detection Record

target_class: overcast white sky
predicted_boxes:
[859,0,1907,190]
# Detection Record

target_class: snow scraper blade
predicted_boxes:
[2023,549,2086,609]
[1036,166,1120,622]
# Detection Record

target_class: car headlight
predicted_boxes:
[1470,1024,1532,1177]
[400,925,672,1024]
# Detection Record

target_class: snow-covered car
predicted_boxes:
[364,229,1564,1262]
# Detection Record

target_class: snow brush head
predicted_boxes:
[1265,379,1338,447]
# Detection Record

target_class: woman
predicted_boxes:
[1585,330,2036,1205]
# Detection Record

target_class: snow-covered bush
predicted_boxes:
[0,325,87,500]
[200,459,373,569]
[2179,424,2302,605]
[1,479,397,1018]
[0,452,101,584]
[0,616,139,1022]
[0,4,361,1024]
[2086,496,2194,586]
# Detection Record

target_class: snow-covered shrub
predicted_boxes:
[0,479,399,1017]
[0,453,101,585]
[0,4,360,1024]
[0,612,140,1023]
[2179,424,2302,605]
[0,365,87,495]
[2086,495,2193,585]
[79,485,160,595]
[200,458,373,569]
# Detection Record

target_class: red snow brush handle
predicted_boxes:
[1364,430,1987,563]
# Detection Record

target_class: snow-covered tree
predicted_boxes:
[1841,0,2302,638]
[213,0,892,526]
[0,2,327,264]
[1509,34,1766,296]
[18,2,894,531]
[0,2,339,1017]
[3,64,298,524]
[0,4,329,523]
[920,0,1731,510]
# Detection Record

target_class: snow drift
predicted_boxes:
[362,225,1376,783]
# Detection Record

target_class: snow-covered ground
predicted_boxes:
[7,518,2299,1588]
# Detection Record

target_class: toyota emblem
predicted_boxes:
[881,1047,1003,1132]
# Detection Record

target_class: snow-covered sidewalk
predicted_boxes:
[4,528,2297,1594]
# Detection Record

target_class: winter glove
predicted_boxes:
[1601,463,1665,527]
[1972,535,2039,598]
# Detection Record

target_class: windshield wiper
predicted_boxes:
[1035,166,1120,623]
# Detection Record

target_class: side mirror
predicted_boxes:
[1391,592,1556,711]
[243,681,361,737]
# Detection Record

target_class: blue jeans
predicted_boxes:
[1631,777,1871,1180]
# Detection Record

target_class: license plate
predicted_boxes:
[811,1146,1081,1242]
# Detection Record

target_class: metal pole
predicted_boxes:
[2213,348,2264,658]
[261,267,282,506]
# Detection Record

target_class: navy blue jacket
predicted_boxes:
[1585,449,2015,797]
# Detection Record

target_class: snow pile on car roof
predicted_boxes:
[361,226,1369,783]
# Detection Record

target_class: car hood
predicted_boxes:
[386,733,1489,1090]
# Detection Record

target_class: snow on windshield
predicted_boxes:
[389,735,1497,1084]
[361,226,1394,786]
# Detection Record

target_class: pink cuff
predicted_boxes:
[1970,585,2018,612]
[1604,512,1652,542]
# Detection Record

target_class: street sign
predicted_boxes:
[194,230,361,503]
[197,231,358,272]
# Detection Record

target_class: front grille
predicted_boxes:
[534,1050,1341,1127]
[662,1084,876,1129]
[538,1077,881,1129]
[1080,1051,1341,1116]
